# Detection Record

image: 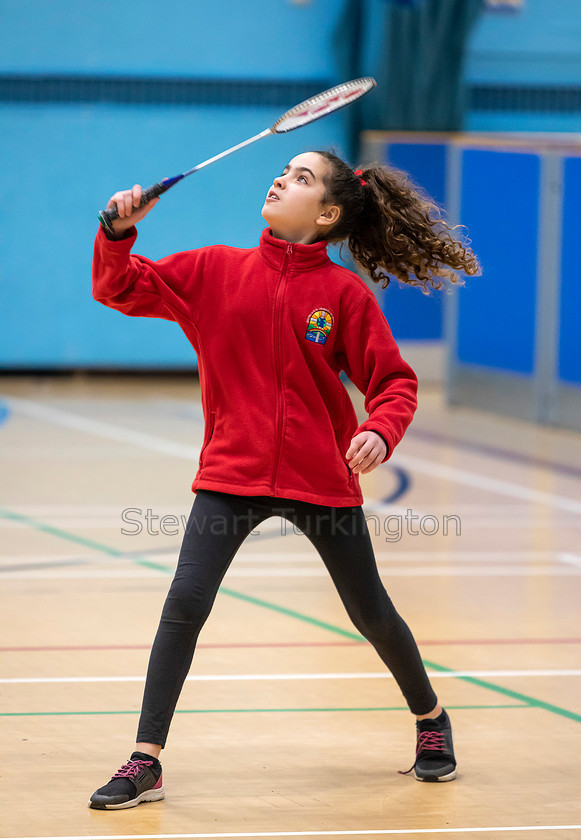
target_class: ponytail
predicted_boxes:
[314,150,480,293]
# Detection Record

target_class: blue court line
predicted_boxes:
[381,466,411,505]
[0,400,10,427]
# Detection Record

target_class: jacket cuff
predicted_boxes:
[98,225,138,245]
[371,429,390,461]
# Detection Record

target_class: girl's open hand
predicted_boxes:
[106,185,160,235]
[346,431,387,475]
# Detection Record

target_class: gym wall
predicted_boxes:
[1,0,581,369]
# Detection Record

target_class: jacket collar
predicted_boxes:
[258,228,331,271]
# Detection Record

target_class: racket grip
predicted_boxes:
[97,174,185,233]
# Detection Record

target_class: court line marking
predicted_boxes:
[3,824,581,838]
[394,453,581,514]
[3,669,581,685]
[2,518,578,531]
[560,552,581,570]
[3,396,199,461]
[3,566,580,579]
[1,549,575,563]
[2,637,581,652]
[381,464,410,505]
[2,547,579,579]
[5,395,581,513]
[0,507,139,558]
[0,398,10,426]
[408,426,581,479]
[218,587,581,725]
[1,505,580,725]
[0,547,573,558]
[0,508,576,522]
[0,703,528,719]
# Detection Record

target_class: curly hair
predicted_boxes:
[313,150,480,293]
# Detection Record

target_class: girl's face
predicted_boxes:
[261,152,341,244]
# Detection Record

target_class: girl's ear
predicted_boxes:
[316,204,341,230]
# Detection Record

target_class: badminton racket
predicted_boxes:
[98,77,377,232]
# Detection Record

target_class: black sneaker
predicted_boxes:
[88,752,164,809]
[400,709,457,782]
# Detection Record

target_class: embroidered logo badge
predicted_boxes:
[305,308,334,345]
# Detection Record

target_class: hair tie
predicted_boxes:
[354,169,367,187]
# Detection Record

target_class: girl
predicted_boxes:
[89,150,479,810]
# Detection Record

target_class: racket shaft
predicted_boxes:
[182,129,273,177]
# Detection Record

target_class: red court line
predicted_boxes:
[2,638,581,652]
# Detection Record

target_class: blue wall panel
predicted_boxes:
[387,143,447,207]
[457,150,539,374]
[0,0,345,79]
[0,103,348,367]
[558,157,581,384]
[379,142,447,342]
[0,0,355,368]
[4,0,581,367]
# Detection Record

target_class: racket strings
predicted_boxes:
[272,77,376,133]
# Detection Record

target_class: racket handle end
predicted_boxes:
[98,208,117,233]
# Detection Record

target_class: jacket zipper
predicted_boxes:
[270,243,293,489]
[199,411,215,468]
[334,427,354,485]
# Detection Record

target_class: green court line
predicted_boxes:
[0,507,129,557]
[0,704,529,718]
[2,506,581,725]
[217,587,581,724]
[220,586,366,640]
[443,674,581,724]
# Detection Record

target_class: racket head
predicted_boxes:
[271,77,377,134]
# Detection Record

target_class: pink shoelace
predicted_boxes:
[398,730,446,775]
[113,759,153,779]
[415,731,446,755]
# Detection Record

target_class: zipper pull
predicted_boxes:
[286,243,294,256]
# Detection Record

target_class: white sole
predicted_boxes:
[414,769,457,782]
[88,786,165,810]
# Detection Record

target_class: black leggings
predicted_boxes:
[136,490,438,746]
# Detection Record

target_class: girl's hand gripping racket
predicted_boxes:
[98,77,377,233]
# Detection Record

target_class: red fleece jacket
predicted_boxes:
[92,226,418,507]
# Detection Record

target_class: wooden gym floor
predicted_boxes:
[0,374,580,840]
